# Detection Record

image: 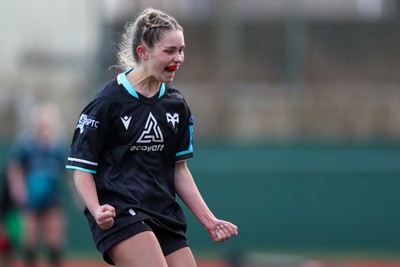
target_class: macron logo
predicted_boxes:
[121,116,132,130]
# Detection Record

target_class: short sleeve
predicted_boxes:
[175,99,194,162]
[8,138,27,166]
[65,97,109,174]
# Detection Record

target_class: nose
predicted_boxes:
[174,52,184,64]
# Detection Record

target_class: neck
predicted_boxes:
[126,68,161,98]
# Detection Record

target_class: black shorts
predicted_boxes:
[99,220,189,265]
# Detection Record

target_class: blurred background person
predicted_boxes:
[7,103,68,267]
[0,168,16,267]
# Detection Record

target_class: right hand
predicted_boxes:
[94,204,116,230]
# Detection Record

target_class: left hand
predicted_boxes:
[207,220,238,242]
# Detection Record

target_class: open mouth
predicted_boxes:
[165,65,178,73]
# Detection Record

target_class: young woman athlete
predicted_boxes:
[8,103,67,267]
[66,7,238,267]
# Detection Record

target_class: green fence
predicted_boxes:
[2,141,400,256]
[183,142,400,255]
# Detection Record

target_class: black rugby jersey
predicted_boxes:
[66,69,194,233]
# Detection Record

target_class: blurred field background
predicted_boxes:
[1,0,400,266]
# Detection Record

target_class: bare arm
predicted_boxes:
[73,170,115,230]
[66,171,84,211]
[174,161,238,242]
[7,162,27,207]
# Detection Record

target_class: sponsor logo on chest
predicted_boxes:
[124,112,179,152]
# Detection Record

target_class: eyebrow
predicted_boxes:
[164,45,185,49]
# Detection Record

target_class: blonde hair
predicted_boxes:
[116,8,183,71]
[31,102,62,143]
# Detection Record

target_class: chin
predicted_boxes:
[162,76,174,84]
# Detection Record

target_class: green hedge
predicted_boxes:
[2,141,400,255]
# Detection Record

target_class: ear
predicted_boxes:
[137,45,148,60]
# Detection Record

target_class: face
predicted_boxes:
[144,29,185,83]
[33,107,58,143]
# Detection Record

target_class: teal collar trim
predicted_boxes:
[118,68,165,99]
[119,69,139,99]
[159,82,165,98]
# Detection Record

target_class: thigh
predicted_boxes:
[108,231,168,267]
[22,211,40,245]
[166,246,196,267]
[42,207,64,245]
